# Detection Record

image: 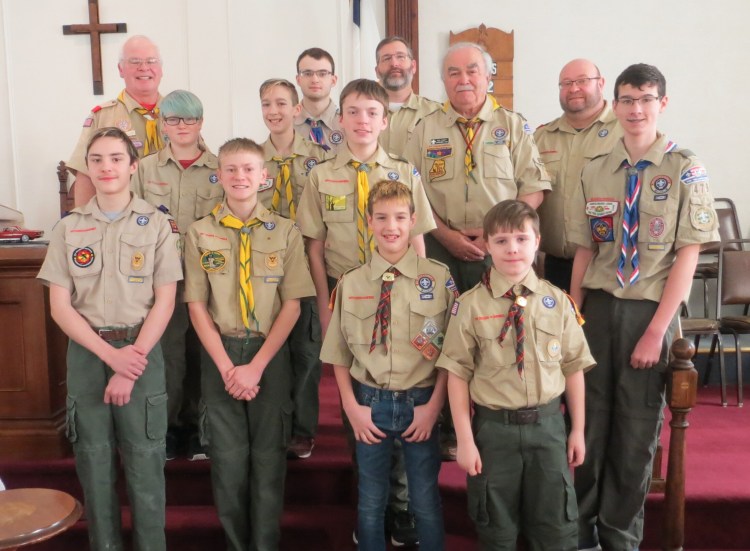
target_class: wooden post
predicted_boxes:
[662,338,698,551]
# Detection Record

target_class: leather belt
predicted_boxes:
[474,397,561,425]
[96,324,142,342]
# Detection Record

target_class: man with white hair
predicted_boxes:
[406,42,550,294]
[67,35,165,206]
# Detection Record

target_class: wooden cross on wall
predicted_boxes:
[63,0,127,95]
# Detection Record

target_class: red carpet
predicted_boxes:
[1,369,748,550]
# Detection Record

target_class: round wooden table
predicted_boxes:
[0,488,82,550]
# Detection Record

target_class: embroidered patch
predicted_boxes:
[264,221,276,231]
[411,332,429,350]
[691,206,715,231]
[542,296,556,309]
[523,122,532,134]
[72,247,95,268]
[117,120,129,130]
[259,178,274,192]
[650,176,672,195]
[412,166,420,177]
[681,165,708,185]
[169,220,179,234]
[158,205,170,214]
[83,116,94,128]
[423,321,439,336]
[416,274,436,293]
[136,216,149,226]
[325,195,346,211]
[598,129,609,138]
[547,339,561,357]
[492,127,508,140]
[387,171,399,181]
[209,174,219,184]
[430,138,450,145]
[649,217,665,238]
[585,200,618,217]
[132,252,145,271]
[420,293,434,300]
[128,276,145,283]
[304,157,319,171]
[451,302,460,316]
[329,131,344,144]
[590,217,614,242]
[445,277,459,298]
[422,342,439,360]
[429,159,446,180]
[265,254,279,268]
[200,250,226,272]
[132,140,144,149]
[426,146,452,159]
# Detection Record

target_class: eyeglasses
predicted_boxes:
[616,95,661,107]
[299,70,333,79]
[378,53,411,64]
[124,57,161,67]
[163,116,200,126]
[558,77,601,89]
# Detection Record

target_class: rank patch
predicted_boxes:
[649,217,665,238]
[429,159,446,180]
[265,254,279,268]
[547,339,561,357]
[426,146,453,159]
[681,165,708,185]
[137,216,149,226]
[590,217,614,242]
[387,171,399,181]
[329,131,344,144]
[132,252,145,271]
[416,274,436,293]
[542,296,556,309]
[72,247,95,268]
[598,129,609,138]
[492,127,508,140]
[200,250,226,272]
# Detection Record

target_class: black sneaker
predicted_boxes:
[388,508,419,547]
[187,432,209,461]
[166,430,178,461]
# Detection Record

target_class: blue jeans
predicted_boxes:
[355,384,444,551]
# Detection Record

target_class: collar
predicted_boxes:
[211,201,274,223]
[118,89,163,114]
[294,100,340,128]
[78,192,154,222]
[551,100,617,134]
[441,96,498,126]
[332,144,394,170]
[369,247,419,281]
[604,132,671,174]
[263,131,316,161]
[156,145,216,169]
[487,267,540,299]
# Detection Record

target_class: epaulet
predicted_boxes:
[387,151,410,164]
[91,99,117,113]
[423,256,450,271]
[513,111,534,134]
[536,123,547,130]
[673,147,696,159]
[564,292,585,326]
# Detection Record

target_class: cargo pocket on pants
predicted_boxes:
[563,470,579,521]
[467,473,490,526]
[146,392,168,440]
[281,401,294,447]
[65,395,78,443]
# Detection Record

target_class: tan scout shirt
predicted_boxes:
[132,147,222,236]
[404,96,550,230]
[380,93,441,157]
[293,100,343,154]
[568,134,720,302]
[259,132,330,218]
[183,202,315,337]
[535,102,622,259]
[68,90,164,178]
[436,268,594,409]
[37,194,183,328]
[296,145,437,279]
[321,247,457,390]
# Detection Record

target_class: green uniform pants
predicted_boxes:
[201,336,293,551]
[66,337,167,551]
[468,400,578,551]
[575,290,674,550]
[289,296,322,438]
[162,302,202,429]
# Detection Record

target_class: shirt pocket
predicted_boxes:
[343,297,378,346]
[534,315,563,365]
[473,317,517,367]
[143,181,171,209]
[319,181,355,223]
[119,232,157,277]
[252,238,286,286]
[639,196,677,245]
[65,230,103,278]
[539,150,562,184]
[195,184,224,219]
[409,297,447,337]
[424,149,455,184]
[483,145,514,182]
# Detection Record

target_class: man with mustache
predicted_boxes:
[375,36,440,156]
[535,59,621,292]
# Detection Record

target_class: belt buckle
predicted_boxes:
[514,409,539,425]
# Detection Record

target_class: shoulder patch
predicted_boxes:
[91,99,117,113]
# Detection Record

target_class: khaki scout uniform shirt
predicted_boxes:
[296,145,437,279]
[436,268,594,409]
[259,132,330,218]
[568,134,720,303]
[37,194,183,328]
[132,146,223,237]
[379,93,441,157]
[183,202,316,337]
[294,100,343,154]
[535,102,622,259]
[68,90,164,178]
[404,96,550,230]
[321,247,457,390]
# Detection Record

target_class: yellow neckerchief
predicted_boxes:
[119,90,164,155]
[271,154,299,219]
[444,96,501,178]
[349,160,377,264]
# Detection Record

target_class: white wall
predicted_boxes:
[0,0,746,240]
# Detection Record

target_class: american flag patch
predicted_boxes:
[451,301,460,316]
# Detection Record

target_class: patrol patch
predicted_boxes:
[83,116,94,128]
[265,254,279,268]
[691,206,715,231]
[72,247,95,268]
[430,138,450,145]
[259,178,274,192]
[649,217,665,238]
[650,176,672,195]
[304,157,319,171]
[547,339,561,358]
[209,174,218,184]
[325,195,347,211]
[446,277,459,298]
[132,252,145,271]
[598,129,609,138]
[590,217,614,242]
[451,301,460,316]
[426,146,452,159]
[117,120,129,130]
[429,159,446,180]
[137,216,149,226]
[330,131,344,144]
[681,165,708,185]
[542,296,556,309]
[387,171,399,181]
[585,200,618,217]
[492,127,508,140]
[169,220,179,234]
[200,250,226,272]
[264,221,276,231]
[416,274,436,293]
